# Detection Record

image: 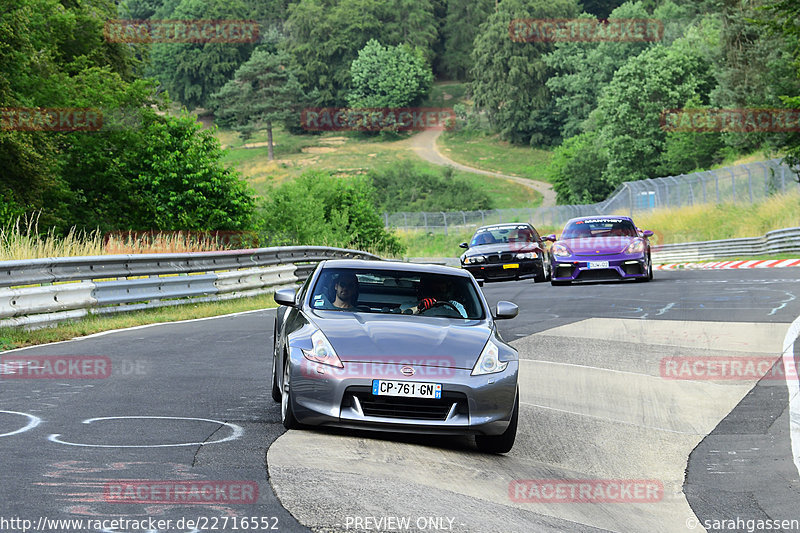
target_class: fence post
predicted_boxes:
[727,167,736,202]
[403,212,408,229]
[383,212,389,228]
[480,210,485,225]
[745,165,753,203]
[461,211,466,226]
[442,212,448,235]
[713,170,719,202]
[423,212,428,232]
[627,183,633,216]
[701,172,707,203]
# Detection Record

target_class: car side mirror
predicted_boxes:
[642,230,654,238]
[493,301,518,320]
[459,242,469,249]
[274,288,297,307]
[545,234,557,242]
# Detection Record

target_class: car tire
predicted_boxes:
[281,359,299,430]
[636,255,653,282]
[533,261,547,283]
[475,394,518,454]
[271,353,281,403]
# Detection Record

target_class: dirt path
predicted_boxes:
[410,129,557,207]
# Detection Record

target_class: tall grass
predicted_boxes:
[630,192,800,244]
[0,216,251,260]
[0,216,103,260]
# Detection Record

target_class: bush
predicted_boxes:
[257,171,404,255]
[368,161,492,212]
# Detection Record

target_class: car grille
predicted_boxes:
[343,386,468,421]
[576,269,620,281]
[486,253,514,263]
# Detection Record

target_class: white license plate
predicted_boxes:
[372,380,442,399]
[588,261,609,269]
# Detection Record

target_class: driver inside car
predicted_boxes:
[401,276,468,317]
[314,272,359,310]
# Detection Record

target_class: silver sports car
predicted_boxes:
[271,259,520,453]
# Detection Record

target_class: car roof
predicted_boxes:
[564,216,634,224]
[319,259,471,278]
[474,222,535,232]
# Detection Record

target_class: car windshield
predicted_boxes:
[561,218,638,239]
[469,225,538,246]
[309,268,485,320]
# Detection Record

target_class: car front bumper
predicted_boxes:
[462,258,543,282]
[286,349,518,436]
[551,253,649,282]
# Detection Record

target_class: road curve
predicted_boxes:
[410,129,557,207]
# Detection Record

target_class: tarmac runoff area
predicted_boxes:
[267,319,788,532]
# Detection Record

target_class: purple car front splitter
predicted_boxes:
[551,254,649,282]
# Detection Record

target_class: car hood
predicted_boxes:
[560,236,639,255]
[309,311,492,369]
[464,243,541,255]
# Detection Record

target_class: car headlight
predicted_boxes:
[463,255,485,265]
[552,243,571,257]
[516,252,537,260]
[302,330,343,368]
[471,339,508,376]
[625,239,646,254]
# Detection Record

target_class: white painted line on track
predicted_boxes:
[781,316,800,478]
[0,307,276,355]
[0,410,42,437]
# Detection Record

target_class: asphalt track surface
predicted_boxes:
[1,268,799,533]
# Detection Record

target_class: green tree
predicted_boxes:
[440,0,494,80]
[284,0,438,106]
[470,0,581,146]
[147,0,256,109]
[259,171,404,255]
[596,39,716,186]
[212,49,307,160]
[547,131,612,204]
[758,0,800,175]
[347,40,433,109]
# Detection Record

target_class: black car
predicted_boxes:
[459,223,551,284]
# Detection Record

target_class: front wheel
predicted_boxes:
[281,360,299,430]
[475,394,518,454]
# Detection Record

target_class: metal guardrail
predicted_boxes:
[385,159,799,232]
[0,246,380,329]
[651,227,800,263]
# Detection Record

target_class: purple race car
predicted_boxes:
[547,216,654,285]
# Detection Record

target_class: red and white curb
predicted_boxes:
[655,259,800,270]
